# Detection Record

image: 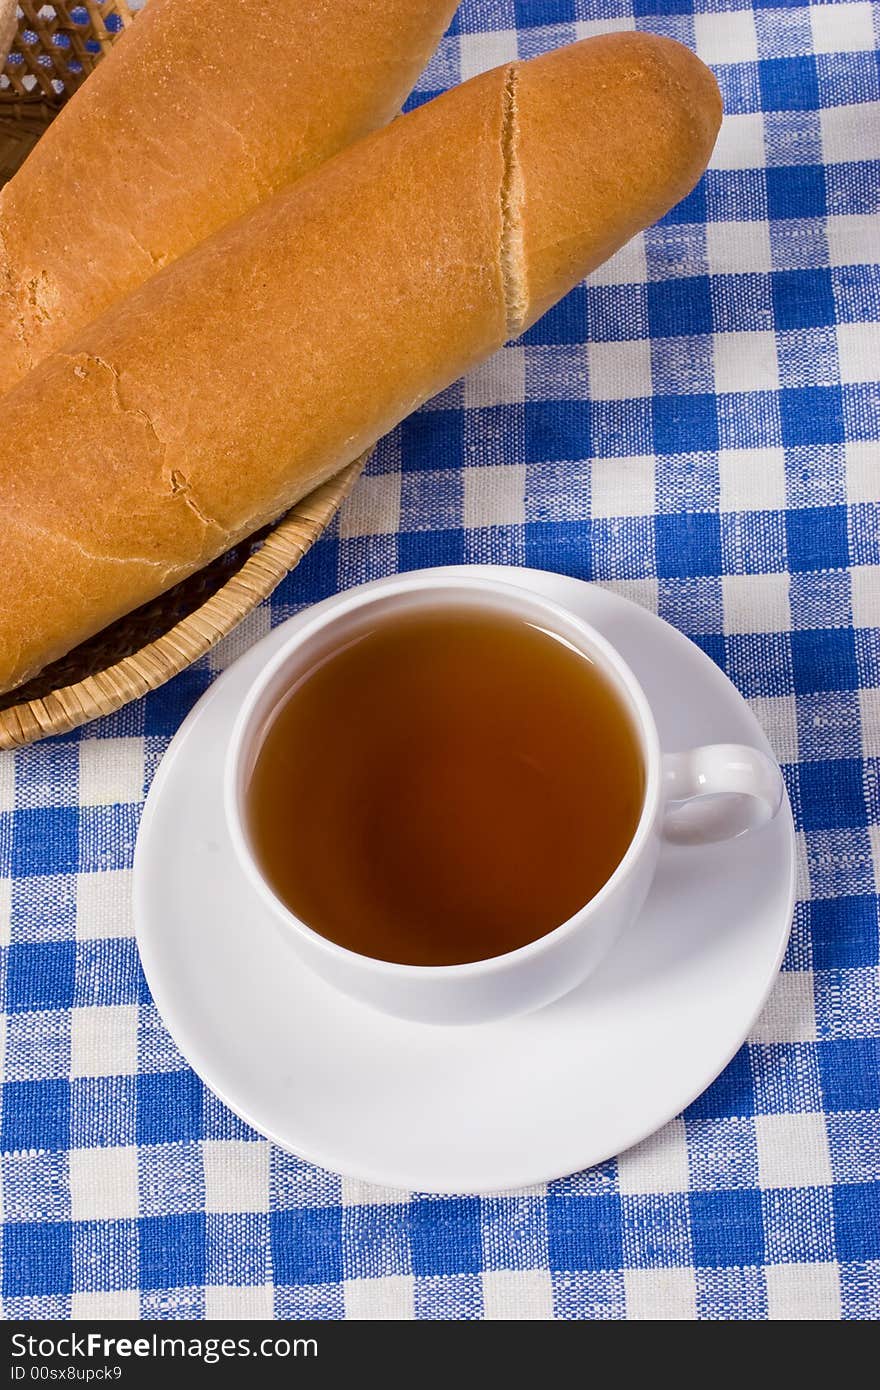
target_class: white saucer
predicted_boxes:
[134,566,795,1192]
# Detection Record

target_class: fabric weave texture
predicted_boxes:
[0,0,878,1322]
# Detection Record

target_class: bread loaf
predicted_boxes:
[0,0,458,394]
[0,34,721,695]
[0,1,15,70]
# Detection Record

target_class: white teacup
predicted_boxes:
[225,573,784,1025]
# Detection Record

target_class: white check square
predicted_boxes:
[341,1177,410,1208]
[587,338,652,401]
[71,1291,141,1320]
[750,971,817,1044]
[719,448,787,513]
[0,878,10,949]
[710,112,765,171]
[624,1268,697,1320]
[811,3,875,54]
[463,464,526,529]
[858,689,880,758]
[338,472,401,539]
[458,29,518,81]
[574,18,635,41]
[76,870,135,940]
[850,565,879,629]
[590,455,655,519]
[821,102,880,165]
[464,346,526,408]
[617,1116,690,1194]
[482,1269,553,1320]
[747,695,800,765]
[345,1275,414,1320]
[723,572,791,635]
[707,221,772,277]
[845,442,880,504]
[203,1140,270,1214]
[0,754,13,814]
[598,578,659,613]
[79,738,144,807]
[714,331,779,395]
[69,1146,139,1222]
[205,1284,275,1320]
[837,321,880,384]
[70,1004,138,1079]
[695,11,758,65]
[755,1112,834,1189]
[766,1262,841,1321]
[826,214,878,268]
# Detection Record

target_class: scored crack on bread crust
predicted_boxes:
[0,0,459,395]
[0,33,721,694]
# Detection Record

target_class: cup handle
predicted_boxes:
[661,743,785,845]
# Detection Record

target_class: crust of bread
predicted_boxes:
[0,0,458,393]
[0,35,721,693]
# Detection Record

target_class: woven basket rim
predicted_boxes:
[0,457,367,751]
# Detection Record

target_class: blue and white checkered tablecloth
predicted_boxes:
[1,0,878,1323]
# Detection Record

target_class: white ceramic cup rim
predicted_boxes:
[224,573,662,980]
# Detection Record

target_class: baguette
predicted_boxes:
[0,1,15,70]
[0,0,458,394]
[0,33,721,695]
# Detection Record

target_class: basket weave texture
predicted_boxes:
[1,2,137,182]
[0,2,368,748]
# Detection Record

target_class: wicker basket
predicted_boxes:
[0,3,368,749]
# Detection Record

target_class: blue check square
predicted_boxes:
[399,410,463,473]
[523,286,587,345]
[11,808,79,879]
[524,519,592,580]
[780,386,845,447]
[6,941,76,1014]
[812,896,879,970]
[398,528,466,570]
[832,1183,880,1263]
[524,400,590,464]
[663,181,707,226]
[791,627,859,695]
[3,1221,72,1296]
[772,270,837,331]
[547,1195,623,1273]
[648,277,714,339]
[759,56,820,113]
[136,1071,204,1147]
[2,1079,70,1152]
[819,1038,880,1113]
[689,1190,764,1269]
[799,759,865,831]
[410,1197,483,1277]
[140,1213,206,1290]
[655,512,722,578]
[653,395,719,455]
[766,165,827,221]
[270,1207,344,1287]
[686,1047,755,1120]
[786,505,849,573]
